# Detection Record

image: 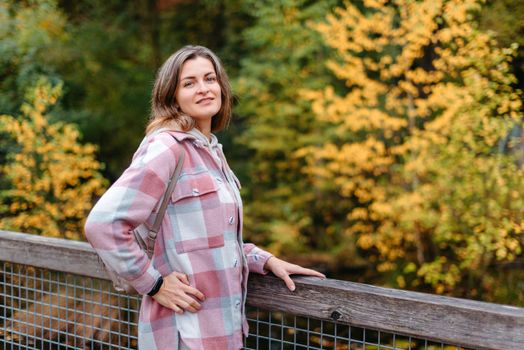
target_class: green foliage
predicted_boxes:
[233,0,358,266]
[0,0,69,116]
[53,0,255,179]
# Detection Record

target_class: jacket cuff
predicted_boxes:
[129,264,162,295]
[247,246,274,275]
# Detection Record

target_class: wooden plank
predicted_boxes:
[247,274,524,350]
[0,230,108,279]
[2,230,524,349]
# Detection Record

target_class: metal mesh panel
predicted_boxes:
[244,308,469,350]
[1,262,139,349]
[1,261,470,350]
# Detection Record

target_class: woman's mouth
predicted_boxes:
[196,97,214,104]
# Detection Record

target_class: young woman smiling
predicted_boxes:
[84,45,324,350]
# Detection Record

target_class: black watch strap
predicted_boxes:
[147,276,164,296]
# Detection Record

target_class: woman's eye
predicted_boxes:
[206,76,217,82]
[183,81,194,87]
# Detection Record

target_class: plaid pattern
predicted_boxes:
[84,130,273,349]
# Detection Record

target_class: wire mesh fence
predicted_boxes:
[0,261,470,350]
[1,261,139,349]
[244,308,468,350]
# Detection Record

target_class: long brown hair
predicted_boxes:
[146,45,233,135]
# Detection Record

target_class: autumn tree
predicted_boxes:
[233,0,353,265]
[299,0,523,299]
[0,78,107,239]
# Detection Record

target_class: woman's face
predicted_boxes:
[175,56,222,131]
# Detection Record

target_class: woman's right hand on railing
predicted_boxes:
[152,271,206,314]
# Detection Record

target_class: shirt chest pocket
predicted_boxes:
[169,171,225,254]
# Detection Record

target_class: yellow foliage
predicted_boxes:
[0,79,107,239]
[301,0,524,296]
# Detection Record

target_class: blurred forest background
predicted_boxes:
[0,0,523,306]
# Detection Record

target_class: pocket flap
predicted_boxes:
[171,171,219,203]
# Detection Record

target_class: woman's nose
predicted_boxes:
[196,80,209,94]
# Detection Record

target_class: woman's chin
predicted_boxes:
[191,108,220,120]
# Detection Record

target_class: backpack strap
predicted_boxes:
[146,146,185,246]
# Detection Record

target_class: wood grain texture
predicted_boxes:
[247,274,524,350]
[0,230,108,279]
[2,230,524,349]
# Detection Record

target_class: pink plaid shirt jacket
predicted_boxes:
[84,130,273,349]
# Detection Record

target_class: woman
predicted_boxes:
[84,45,325,350]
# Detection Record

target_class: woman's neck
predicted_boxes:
[195,123,211,140]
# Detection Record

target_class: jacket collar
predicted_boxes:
[165,130,195,142]
[163,129,222,151]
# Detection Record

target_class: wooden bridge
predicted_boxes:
[1,230,524,349]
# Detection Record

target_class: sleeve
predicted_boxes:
[243,243,273,275]
[84,132,181,295]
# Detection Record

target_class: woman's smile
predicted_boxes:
[196,96,214,104]
[175,56,222,136]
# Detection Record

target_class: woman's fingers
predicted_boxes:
[281,274,296,291]
[305,268,326,278]
[266,257,326,292]
[168,272,205,300]
[177,296,202,313]
[179,285,205,309]
[153,271,206,313]
[163,294,200,314]
[172,304,184,315]
[282,263,326,279]
[291,266,326,279]
[172,271,190,285]
[271,265,296,291]
[181,284,206,301]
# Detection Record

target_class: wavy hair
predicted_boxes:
[146,45,233,134]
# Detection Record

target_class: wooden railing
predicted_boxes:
[1,229,524,350]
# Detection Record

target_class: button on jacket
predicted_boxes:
[84,129,273,349]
